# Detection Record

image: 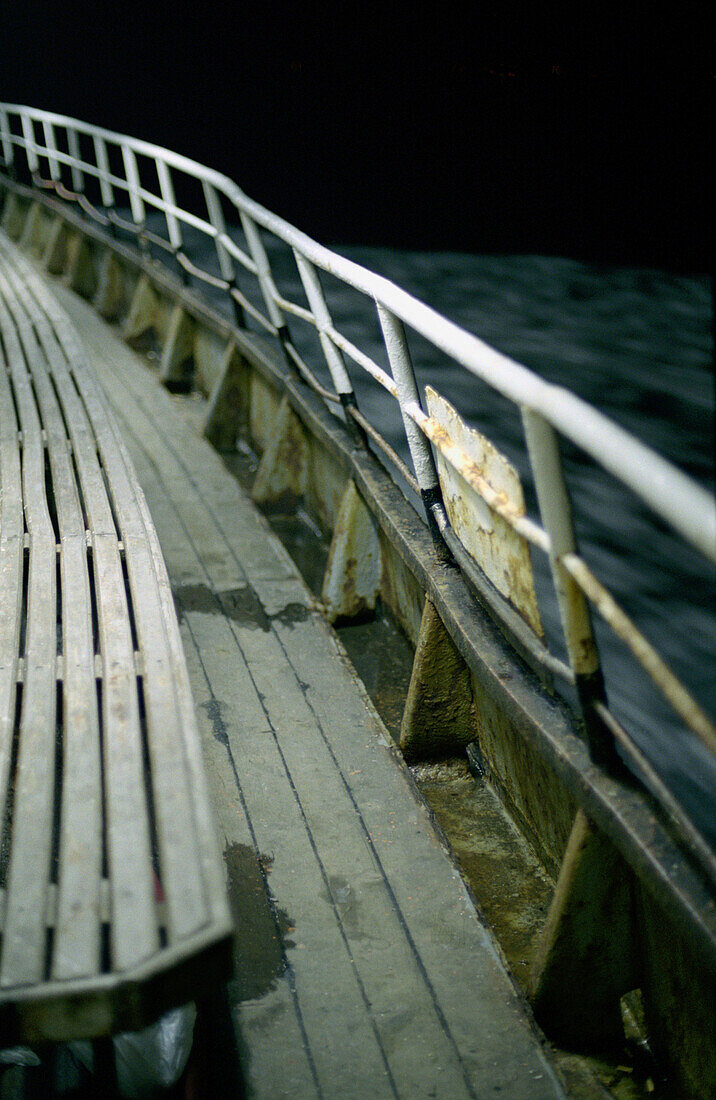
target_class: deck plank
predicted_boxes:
[56,280,565,1097]
[124,458,396,1095]
[180,623,321,1099]
[124,450,319,1097]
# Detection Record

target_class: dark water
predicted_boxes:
[152,217,716,842]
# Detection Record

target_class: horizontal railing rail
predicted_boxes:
[1,103,714,862]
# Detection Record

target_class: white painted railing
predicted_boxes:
[1,103,714,828]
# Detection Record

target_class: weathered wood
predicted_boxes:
[251,393,310,504]
[159,304,195,390]
[70,294,565,1096]
[0,290,25,953]
[0,233,231,1036]
[528,809,636,1048]
[26,247,211,944]
[79,382,209,945]
[400,597,476,762]
[0,272,57,986]
[93,249,126,321]
[0,258,102,980]
[18,201,43,255]
[65,232,97,299]
[42,216,70,275]
[321,479,382,623]
[122,273,159,347]
[1,192,27,239]
[425,386,543,637]
[202,343,249,450]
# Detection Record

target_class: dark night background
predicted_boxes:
[2,4,713,272]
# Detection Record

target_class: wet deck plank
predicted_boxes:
[49,278,565,1098]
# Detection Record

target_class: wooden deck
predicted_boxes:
[30,268,566,1095]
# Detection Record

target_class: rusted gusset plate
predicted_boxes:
[425,387,543,637]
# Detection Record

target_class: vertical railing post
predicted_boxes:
[376,303,451,559]
[41,120,61,182]
[66,128,85,193]
[521,407,617,768]
[202,181,243,322]
[0,107,13,175]
[156,159,182,251]
[156,158,190,285]
[238,210,292,359]
[121,144,147,251]
[293,251,363,440]
[20,113,39,177]
[93,135,115,233]
[93,136,114,208]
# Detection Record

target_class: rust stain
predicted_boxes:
[425,387,543,637]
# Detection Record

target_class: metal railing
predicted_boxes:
[1,103,714,862]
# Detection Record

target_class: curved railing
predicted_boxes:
[1,103,714,868]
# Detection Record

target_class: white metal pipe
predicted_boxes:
[522,408,601,679]
[66,128,84,192]
[217,234,257,274]
[324,326,397,396]
[376,303,439,493]
[41,120,60,181]
[156,159,182,250]
[19,113,38,173]
[271,293,315,324]
[563,552,716,752]
[2,102,712,561]
[238,211,285,330]
[0,107,13,167]
[293,251,354,396]
[202,181,234,281]
[92,135,114,207]
[121,144,145,225]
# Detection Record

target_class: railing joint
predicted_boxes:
[276,322,298,374]
[421,485,454,564]
[227,277,246,326]
[172,245,190,286]
[340,392,368,448]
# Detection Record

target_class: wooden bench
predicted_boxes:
[0,231,232,1044]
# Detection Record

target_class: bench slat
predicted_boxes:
[0,231,232,1035]
[26,265,214,944]
[94,533,160,970]
[64,344,210,944]
[7,243,211,951]
[3,248,162,973]
[0,320,24,878]
[53,535,104,979]
[133,477,230,925]
[0,249,159,975]
[1,267,104,981]
[0,276,56,986]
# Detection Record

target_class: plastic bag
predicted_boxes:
[66,1002,196,1098]
[114,1002,197,1098]
[0,1047,41,1067]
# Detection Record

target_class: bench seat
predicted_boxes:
[0,232,232,1043]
